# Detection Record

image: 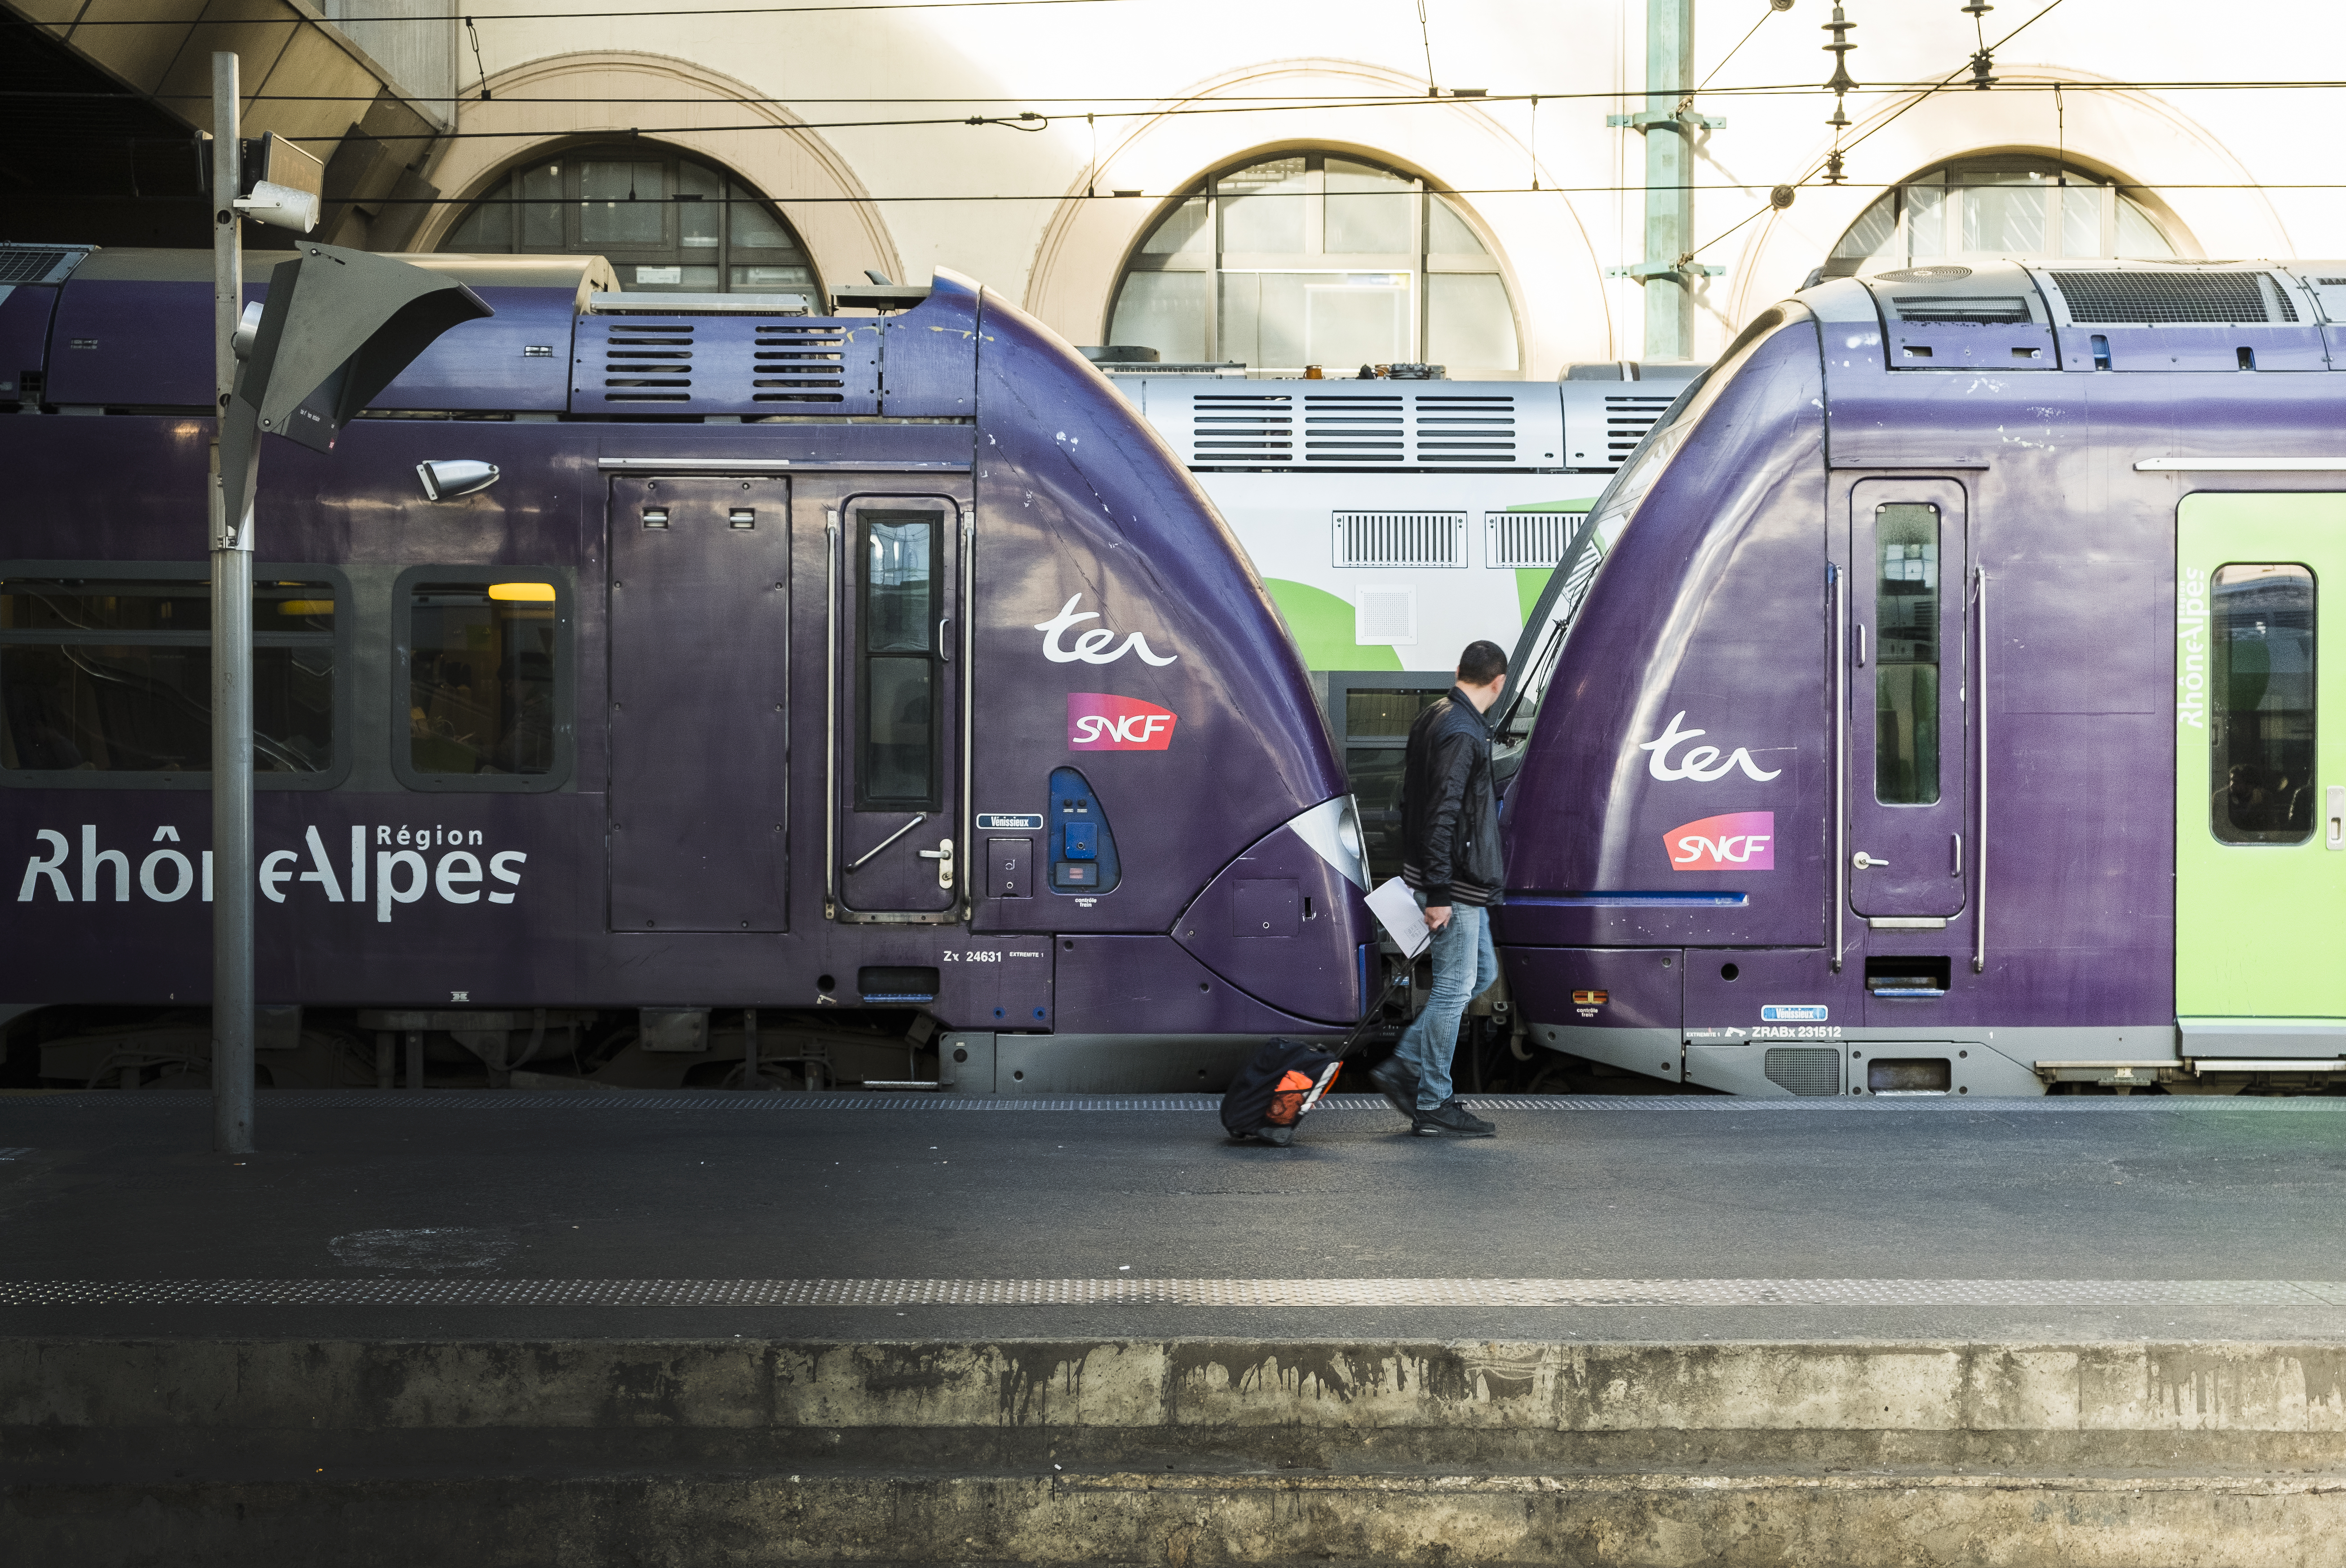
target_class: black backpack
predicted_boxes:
[1219,1038,1344,1144]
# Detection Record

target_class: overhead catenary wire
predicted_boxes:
[7,78,2342,110]
[31,74,2336,148]
[1780,0,2073,194]
[54,180,2346,210]
[1,0,1148,22]
[1679,0,2073,265]
[1690,0,1796,105]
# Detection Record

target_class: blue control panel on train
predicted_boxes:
[1048,767,1120,893]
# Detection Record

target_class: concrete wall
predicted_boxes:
[323,0,460,122]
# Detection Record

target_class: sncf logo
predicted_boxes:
[1665,812,1775,872]
[1069,693,1177,751]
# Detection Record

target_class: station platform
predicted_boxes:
[6,1089,2346,1564]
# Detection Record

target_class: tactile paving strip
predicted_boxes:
[3,1277,2343,1308]
[5,1092,2346,1113]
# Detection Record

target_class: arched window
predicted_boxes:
[440,142,820,298]
[1109,152,1520,377]
[1828,155,2182,274]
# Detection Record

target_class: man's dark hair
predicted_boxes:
[1457,640,1509,686]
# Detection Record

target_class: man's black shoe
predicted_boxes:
[1411,1098,1496,1138]
[1368,1060,1418,1119]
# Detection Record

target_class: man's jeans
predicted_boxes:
[1392,896,1498,1111]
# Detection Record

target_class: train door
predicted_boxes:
[828,494,969,923]
[607,475,791,932]
[1845,480,1969,923]
[2175,493,2346,1042]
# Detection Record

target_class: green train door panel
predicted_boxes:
[2175,492,2346,1055]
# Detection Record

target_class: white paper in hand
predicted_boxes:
[1364,875,1431,960]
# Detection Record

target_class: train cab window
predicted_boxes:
[0,572,340,788]
[397,573,573,792]
[1873,504,1942,805]
[2210,564,2315,845]
[1332,676,1450,883]
[858,511,941,807]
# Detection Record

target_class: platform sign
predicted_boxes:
[2174,492,2346,1044]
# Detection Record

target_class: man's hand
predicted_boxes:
[1424,905,1452,932]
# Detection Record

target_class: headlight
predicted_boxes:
[1286,795,1369,892]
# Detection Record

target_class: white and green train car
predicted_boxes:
[1110,366,1699,877]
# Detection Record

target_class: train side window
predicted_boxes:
[857,510,942,808]
[1873,504,1942,805]
[2210,563,2315,845]
[394,571,574,793]
[0,568,342,790]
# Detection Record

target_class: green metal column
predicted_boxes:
[1643,0,1695,360]
[1608,1,1722,358]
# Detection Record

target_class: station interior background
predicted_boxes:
[10,0,2346,374]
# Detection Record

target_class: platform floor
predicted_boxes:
[2,1089,2345,1343]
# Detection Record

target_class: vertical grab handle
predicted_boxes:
[1972,565,1987,973]
[823,507,841,921]
[1830,563,1846,974]
[959,502,976,915]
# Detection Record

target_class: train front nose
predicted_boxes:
[1173,795,1376,1025]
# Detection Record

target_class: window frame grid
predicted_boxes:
[391,565,577,795]
[1112,150,1522,375]
[850,503,950,814]
[0,559,351,792]
[442,142,821,300]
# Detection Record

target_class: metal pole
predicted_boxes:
[1643,0,1695,360]
[211,52,255,1155]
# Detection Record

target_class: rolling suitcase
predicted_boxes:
[1219,967,1409,1145]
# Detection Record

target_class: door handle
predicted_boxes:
[917,836,956,889]
[845,812,927,874]
[938,617,952,661]
[1851,851,1888,870]
[1855,624,1867,667]
[2329,786,2344,851]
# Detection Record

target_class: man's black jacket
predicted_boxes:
[1399,687,1502,908]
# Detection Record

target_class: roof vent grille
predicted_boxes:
[1891,295,2033,324]
[1305,395,1406,462]
[1412,393,1517,463]
[599,320,695,403]
[2049,270,2291,325]
[1334,510,1467,568]
[1189,393,1294,462]
[0,246,78,287]
[1602,394,1678,463]
[751,322,854,403]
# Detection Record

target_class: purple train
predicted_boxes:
[0,245,1372,1092]
[1496,258,2346,1097]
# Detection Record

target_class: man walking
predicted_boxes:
[1372,641,1506,1138]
